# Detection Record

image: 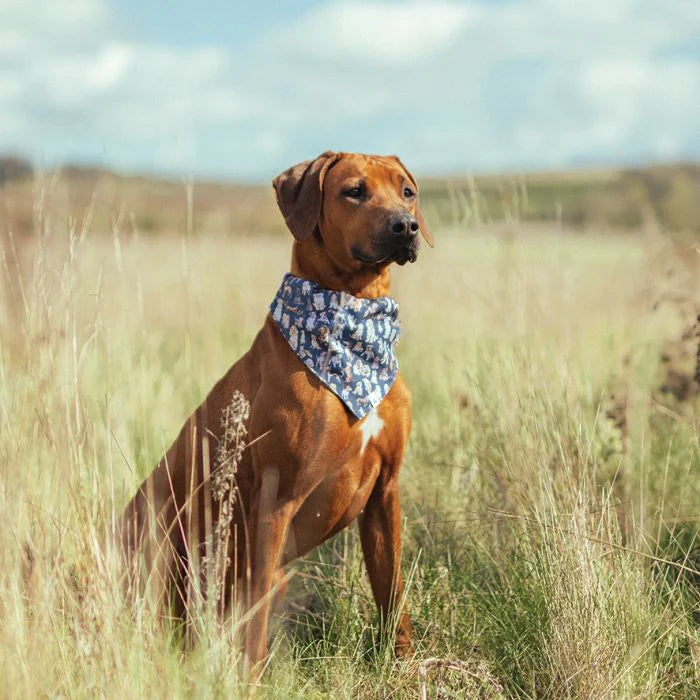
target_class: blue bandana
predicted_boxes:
[270,273,400,419]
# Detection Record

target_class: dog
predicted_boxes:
[120,151,433,675]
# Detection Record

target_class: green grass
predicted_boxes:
[0,204,698,697]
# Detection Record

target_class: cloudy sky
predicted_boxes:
[1,0,698,180]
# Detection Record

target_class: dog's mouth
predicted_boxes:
[352,235,420,267]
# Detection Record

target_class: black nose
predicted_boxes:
[388,213,419,237]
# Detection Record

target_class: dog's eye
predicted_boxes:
[345,185,364,199]
[403,187,415,198]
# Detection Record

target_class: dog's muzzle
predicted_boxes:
[352,213,421,266]
[386,213,420,265]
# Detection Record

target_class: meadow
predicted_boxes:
[0,173,698,698]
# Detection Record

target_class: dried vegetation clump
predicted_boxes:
[208,391,250,609]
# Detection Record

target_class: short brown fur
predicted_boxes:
[120,151,433,676]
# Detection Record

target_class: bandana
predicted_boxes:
[269,273,400,419]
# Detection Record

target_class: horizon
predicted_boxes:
[2,151,698,188]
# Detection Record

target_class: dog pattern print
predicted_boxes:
[270,273,400,419]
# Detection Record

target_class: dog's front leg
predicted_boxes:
[358,471,412,657]
[242,466,294,679]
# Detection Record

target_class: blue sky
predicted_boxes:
[1,0,698,181]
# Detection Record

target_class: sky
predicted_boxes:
[1,0,698,181]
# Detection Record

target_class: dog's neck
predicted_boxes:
[290,240,392,298]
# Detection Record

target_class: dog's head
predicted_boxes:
[273,151,433,272]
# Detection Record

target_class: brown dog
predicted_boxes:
[120,151,433,674]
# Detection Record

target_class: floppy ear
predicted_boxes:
[272,151,342,241]
[389,155,434,248]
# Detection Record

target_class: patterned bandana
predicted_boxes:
[270,273,400,419]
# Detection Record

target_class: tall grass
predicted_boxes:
[0,186,698,697]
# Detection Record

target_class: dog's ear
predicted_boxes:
[272,151,343,241]
[389,155,434,248]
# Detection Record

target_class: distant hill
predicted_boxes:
[1,160,698,237]
[0,163,284,239]
[421,164,700,233]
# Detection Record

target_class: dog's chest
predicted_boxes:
[319,406,389,508]
[287,405,392,551]
[359,408,385,455]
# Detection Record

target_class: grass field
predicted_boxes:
[0,181,698,697]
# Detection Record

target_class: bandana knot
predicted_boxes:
[270,273,400,418]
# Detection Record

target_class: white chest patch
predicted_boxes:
[359,408,384,455]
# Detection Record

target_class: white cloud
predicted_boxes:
[0,0,108,52]
[0,0,698,177]
[88,43,132,89]
[275,1,478,64]
[0,0,258,171]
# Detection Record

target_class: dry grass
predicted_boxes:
[0,180,698,697]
